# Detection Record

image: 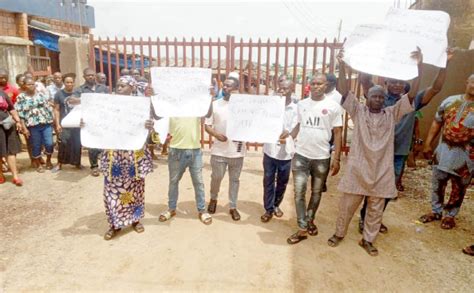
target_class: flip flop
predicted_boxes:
[327,235,344,247]
[132,222,145,233]
[159,210,176,222]
[287,232,308,245]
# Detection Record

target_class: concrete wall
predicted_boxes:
[0,36,32,85]
[417,49,474,140]
[59,37,89,87]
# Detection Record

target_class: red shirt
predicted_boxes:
[1,83,20,104]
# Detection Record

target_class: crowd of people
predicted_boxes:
[0,46,472,256]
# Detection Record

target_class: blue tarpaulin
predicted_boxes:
[30,28,60,52]
[95,48,150,68]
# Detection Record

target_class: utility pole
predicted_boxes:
[337,19,342,42]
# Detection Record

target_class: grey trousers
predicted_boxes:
[335,193,385,243]
[210,155,244,209]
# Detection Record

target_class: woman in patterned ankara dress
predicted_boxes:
[92,75,154,240]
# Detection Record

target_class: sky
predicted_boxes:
[87,0,415,41]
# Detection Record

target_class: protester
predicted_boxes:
[205,75,245,221]
[327,48,422,256]
[120,68,130,76]
[419,73,474,230]
[0,68,20,104]
[69,68,109,176]
[53,73,82,171]
[0,90,23,186]
[15,74,25,93]
[23,71,48,96]
[276,74,299,103]
[261,79,298,222]
[159,94,213,225]
[96,72,107,86]
[131,68,141,81]
[79,75,154,240]
[286,73,343,245]
[47,72,64,102]
[325,73,342,104]
[358,48,454,233]
[15,77,54,172]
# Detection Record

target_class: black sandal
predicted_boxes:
[104,228,121,240]
[419,213,442,223]
[359,239,378,256]
[260,212,273,223]
[287,231,308,245]
[462,245,474,256]
[132,222,144,233]
[308,221,318,236]
[327,235,344,247]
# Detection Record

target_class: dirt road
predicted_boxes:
[1,151,473,291]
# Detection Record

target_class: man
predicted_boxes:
[46,72,64,102]
[96,72,107,86]
[261,79,298,222]
[276,74,299,103]
[327,48,422,256]
[286,73,343,244]
[120,68,130,76]
[205,76,245,221]
[325,73,342,104]
[0,68,20,104]
[358,49,454,234]
[131,69,141,81]
[69,68,109,176]
[158,96,214,225]
[419,74,473,230]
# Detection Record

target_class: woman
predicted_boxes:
[53,73,81,171]
[0,90,23,186]
[82,75,154,240]
[14,77,54,172]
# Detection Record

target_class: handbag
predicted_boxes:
[0,115,14,130]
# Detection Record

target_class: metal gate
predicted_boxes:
[89,34,351,153]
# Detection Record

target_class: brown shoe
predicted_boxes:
[229,209,241,221]
[91,167,100,177]
[260,212,273,223]
[207,199,217,214]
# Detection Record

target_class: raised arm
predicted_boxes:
[407,47,423,103]
[419,48,454,106]
[336,49,349,98]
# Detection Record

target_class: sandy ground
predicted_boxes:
[1,150,473,292]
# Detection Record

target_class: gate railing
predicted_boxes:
[89,35,352,153]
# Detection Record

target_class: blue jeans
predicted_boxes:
[88,148,101,169]
[28,124,54,158]
[168,148,206,212]
[292,153,330,230]
[394,155,407,182]
[263,154,292,213]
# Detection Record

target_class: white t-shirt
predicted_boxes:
[205,99,246,158]
[295,95,343,159]
[325,89,342,105]
[263,102,298,160]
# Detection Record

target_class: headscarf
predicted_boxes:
[118,75,137,88]
[136,81,149,96]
